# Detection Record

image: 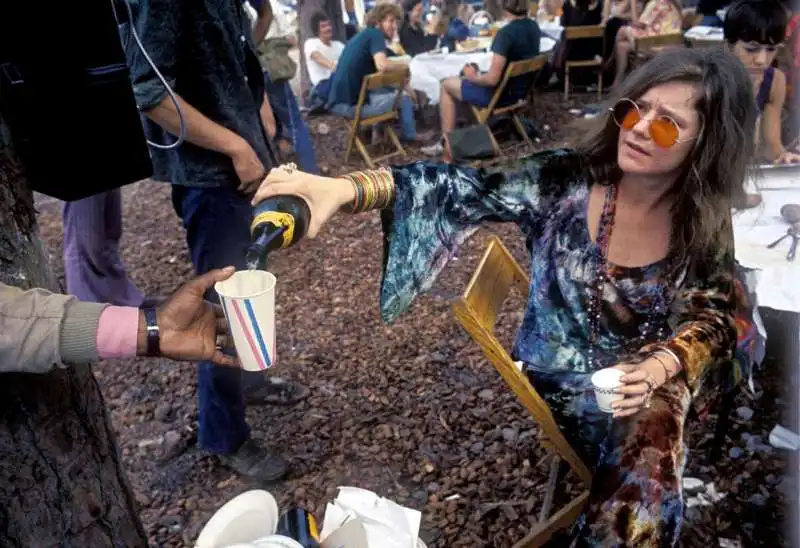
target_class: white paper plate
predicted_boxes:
[195,490,279,548]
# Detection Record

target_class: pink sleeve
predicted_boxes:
[96,306,140,359]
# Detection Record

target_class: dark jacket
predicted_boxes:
[398,18,439,56]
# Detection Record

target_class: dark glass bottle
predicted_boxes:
[276,507,321,548]
[245,195,311,269]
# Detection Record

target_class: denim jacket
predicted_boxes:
[124,0,273,187]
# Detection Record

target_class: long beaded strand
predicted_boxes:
[587,184,669,369]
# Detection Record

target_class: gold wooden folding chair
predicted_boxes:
[342,68,409,168]
[470,53,549,158]
[633,32,685,62]
[563,25,605,101]
[452,236,592,547]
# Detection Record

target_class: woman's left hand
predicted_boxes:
[610,358,669,418]
[775,150,800,164]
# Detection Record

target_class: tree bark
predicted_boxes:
[296,0,346,103]
[0,121,147,547]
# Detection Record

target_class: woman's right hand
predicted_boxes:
[251,165,356,238]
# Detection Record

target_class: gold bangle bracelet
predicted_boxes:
[651,353,673,384]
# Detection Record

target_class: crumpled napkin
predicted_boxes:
[320,487,421,548]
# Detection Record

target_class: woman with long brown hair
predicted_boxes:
[253,47,756,545]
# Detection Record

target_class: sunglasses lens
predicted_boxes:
[650,117,679,148]
[613,101,640,130]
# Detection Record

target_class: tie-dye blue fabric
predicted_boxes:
[372,148,744,545]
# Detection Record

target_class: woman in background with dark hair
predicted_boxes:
[725,0,800,163]
[398,0,442,56]
[254,47,757,544]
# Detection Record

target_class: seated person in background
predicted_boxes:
[304,11,345,105]
[441,4,474,50]
[608,0,681,89]
[695,0,730,27]
[602,0,638,64]
[550,0,604,85]
[725,0,800,163]
[422,0,541,159]
[398,0,443,55]
[327,4,423,142]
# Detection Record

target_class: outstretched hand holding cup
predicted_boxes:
[251,164,356,239]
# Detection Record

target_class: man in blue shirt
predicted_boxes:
[327,4,421,141]
[422,0,541,159]
[125,0,308,482]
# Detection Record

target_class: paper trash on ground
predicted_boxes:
[319,487,421,548]
[769,425,800,451]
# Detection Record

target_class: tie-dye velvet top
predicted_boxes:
[376,148,737,396]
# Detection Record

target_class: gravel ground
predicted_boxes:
[34,90,794,547]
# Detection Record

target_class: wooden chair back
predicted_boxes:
[452,237,593,546]
[469,54,548,159]
[564,24,605,40]
[344,67,409,167]
[635,32,685,51]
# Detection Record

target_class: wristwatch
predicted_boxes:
[142,307,161,357]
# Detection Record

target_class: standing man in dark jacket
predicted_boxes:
[125,0,308,482]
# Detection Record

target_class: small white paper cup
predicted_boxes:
[441,46,450,54]
[215,270,277,372]
[591,368,624,413]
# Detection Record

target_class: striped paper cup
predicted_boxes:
[215,270,277,371]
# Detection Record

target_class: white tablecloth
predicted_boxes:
[734,166,800,313]
[409,37,555,104]
[538,22,564,41]
[684,26,724,42]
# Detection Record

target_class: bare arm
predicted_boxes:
[602,0,612,22]
[145,94,249,156]
[761,71,789,161]
[373,51,410,72]
[310,51,337,71]
[466,53,506,87]
[253,0,274,44]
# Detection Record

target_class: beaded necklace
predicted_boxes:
[586,183,671,369]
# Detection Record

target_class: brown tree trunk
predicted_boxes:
[296,0,346,103]
[0,122,147,547]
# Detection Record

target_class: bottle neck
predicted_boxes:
[245,224,288,269]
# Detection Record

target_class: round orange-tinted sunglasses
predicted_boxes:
[609,98,691,149]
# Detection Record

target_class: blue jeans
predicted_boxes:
[330,89,417,141]
[264,72,319,174]
[699,15,723,27]
[172,184,267,454]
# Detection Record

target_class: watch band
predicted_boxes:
[142,307,160,357]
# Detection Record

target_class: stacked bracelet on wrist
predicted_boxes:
[651,349,682,383]
[340,168,395,213]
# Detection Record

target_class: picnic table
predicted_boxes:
[409,37,556,104]
[734,165,800,382]
[684,25,724,46]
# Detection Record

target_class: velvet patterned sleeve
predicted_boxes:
[377,149,580,324]
[639,235,738,395]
